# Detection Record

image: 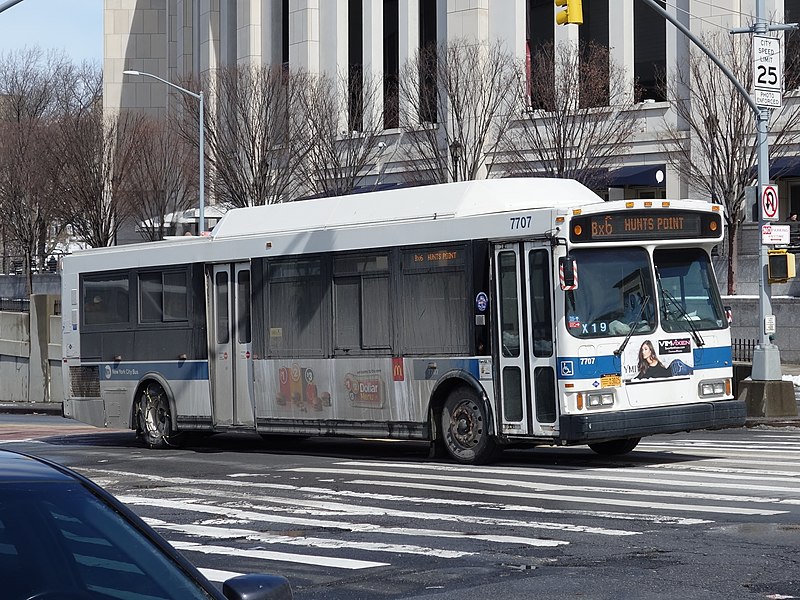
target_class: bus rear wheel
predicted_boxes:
[588,437,641,456]
[137,382,176,449]
[440,388,495,464]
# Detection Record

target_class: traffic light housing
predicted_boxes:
[555,0,583,25]
[767,249,796,283]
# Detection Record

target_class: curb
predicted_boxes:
[0,403,63,416]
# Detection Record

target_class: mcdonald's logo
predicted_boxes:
[392,357,404,382]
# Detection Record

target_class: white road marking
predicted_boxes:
[86,467,702,525]
[118,495,567,549]
[172,541,389,570]
[144,518,475,558]
[198,568,243,582]
[287,467,791,512]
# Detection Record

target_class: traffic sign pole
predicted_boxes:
[749,0,784,381]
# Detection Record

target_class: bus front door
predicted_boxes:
[210,263,255,428]
[494,243,558,438]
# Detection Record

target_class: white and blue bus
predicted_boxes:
[61,178,744,464]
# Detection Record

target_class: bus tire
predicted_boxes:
[588,437,641,456]
[441,388,495,464]
[136,381,177,449]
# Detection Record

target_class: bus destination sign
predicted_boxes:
[570,211,720,243]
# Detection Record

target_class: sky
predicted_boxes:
[0,0,103,65]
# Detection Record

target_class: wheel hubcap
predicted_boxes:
[450,401,481,448]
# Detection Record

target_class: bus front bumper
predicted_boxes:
[558,399,746,444]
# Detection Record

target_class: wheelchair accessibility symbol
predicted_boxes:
[560,361,574,377]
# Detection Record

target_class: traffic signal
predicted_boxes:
[767,249,796,283]
[555,0,583,25]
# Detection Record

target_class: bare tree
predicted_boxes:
[0,48,68,291]
[56,72,145,248]
[660,32,800,294]
[302,71,386,196]
[503,41,640,190]
[128,116,197,241]
[179,65,313,207]
[398,38,518,183]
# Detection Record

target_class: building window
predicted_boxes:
[384,0,399,129]
[282,0,289,69]
[419,0,437,123]
[634,0,666,102]
[579,0,610,107]
[786,0,800,90]
[349,0,364,131]
[526,0,555,108]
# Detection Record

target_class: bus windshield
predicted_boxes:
[565,248,657,338]
[654,248,726,332]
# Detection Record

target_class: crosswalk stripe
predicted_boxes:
[348,478,784,515]
[144,518,476,558]
[87,467,693,527]
[331,461,800,494]
[172,541,389,570]
[118,495,567,552]
[198,568,243,583]
[287,467,790,513]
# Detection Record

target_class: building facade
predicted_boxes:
[106,0,800,212]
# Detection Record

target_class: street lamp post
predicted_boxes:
[123,70,205,234]
[450,139,462,182]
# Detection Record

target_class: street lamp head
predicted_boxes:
[450,139,463,160]
[123,70,141,76]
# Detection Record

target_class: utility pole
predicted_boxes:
[639,0,797,414]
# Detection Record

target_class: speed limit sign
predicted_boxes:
[762,185,779,221]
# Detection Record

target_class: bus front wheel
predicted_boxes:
[588,437,641,456]
[137,382,176,449]
[440,388,495,464]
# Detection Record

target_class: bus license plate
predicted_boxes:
[601,375,621,387]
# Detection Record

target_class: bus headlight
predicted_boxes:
[587,392,615,408]
[699,379,727,397]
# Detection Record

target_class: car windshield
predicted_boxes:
[0,481,214,600]
[654,247,727,332]
[565,248,656,339]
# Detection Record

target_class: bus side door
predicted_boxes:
[494,242,557,437]
[209,263,255,428]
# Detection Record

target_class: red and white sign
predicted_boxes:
[762,185,779,221]
[761,223,791,245]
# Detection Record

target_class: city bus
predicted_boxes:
[60,178,745,464]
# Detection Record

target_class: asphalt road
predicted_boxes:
[1,417,799,600]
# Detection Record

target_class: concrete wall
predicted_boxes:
[0,295,61,405]
[0,274,61,298]
[725,296,800,365]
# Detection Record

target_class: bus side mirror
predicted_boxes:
[559,256,578,290]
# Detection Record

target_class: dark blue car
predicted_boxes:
[0,449,292,600]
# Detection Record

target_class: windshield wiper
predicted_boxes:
[655,268,705,347]
[614,295,650,357]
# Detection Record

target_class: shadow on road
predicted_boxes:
[37,427,711,470]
